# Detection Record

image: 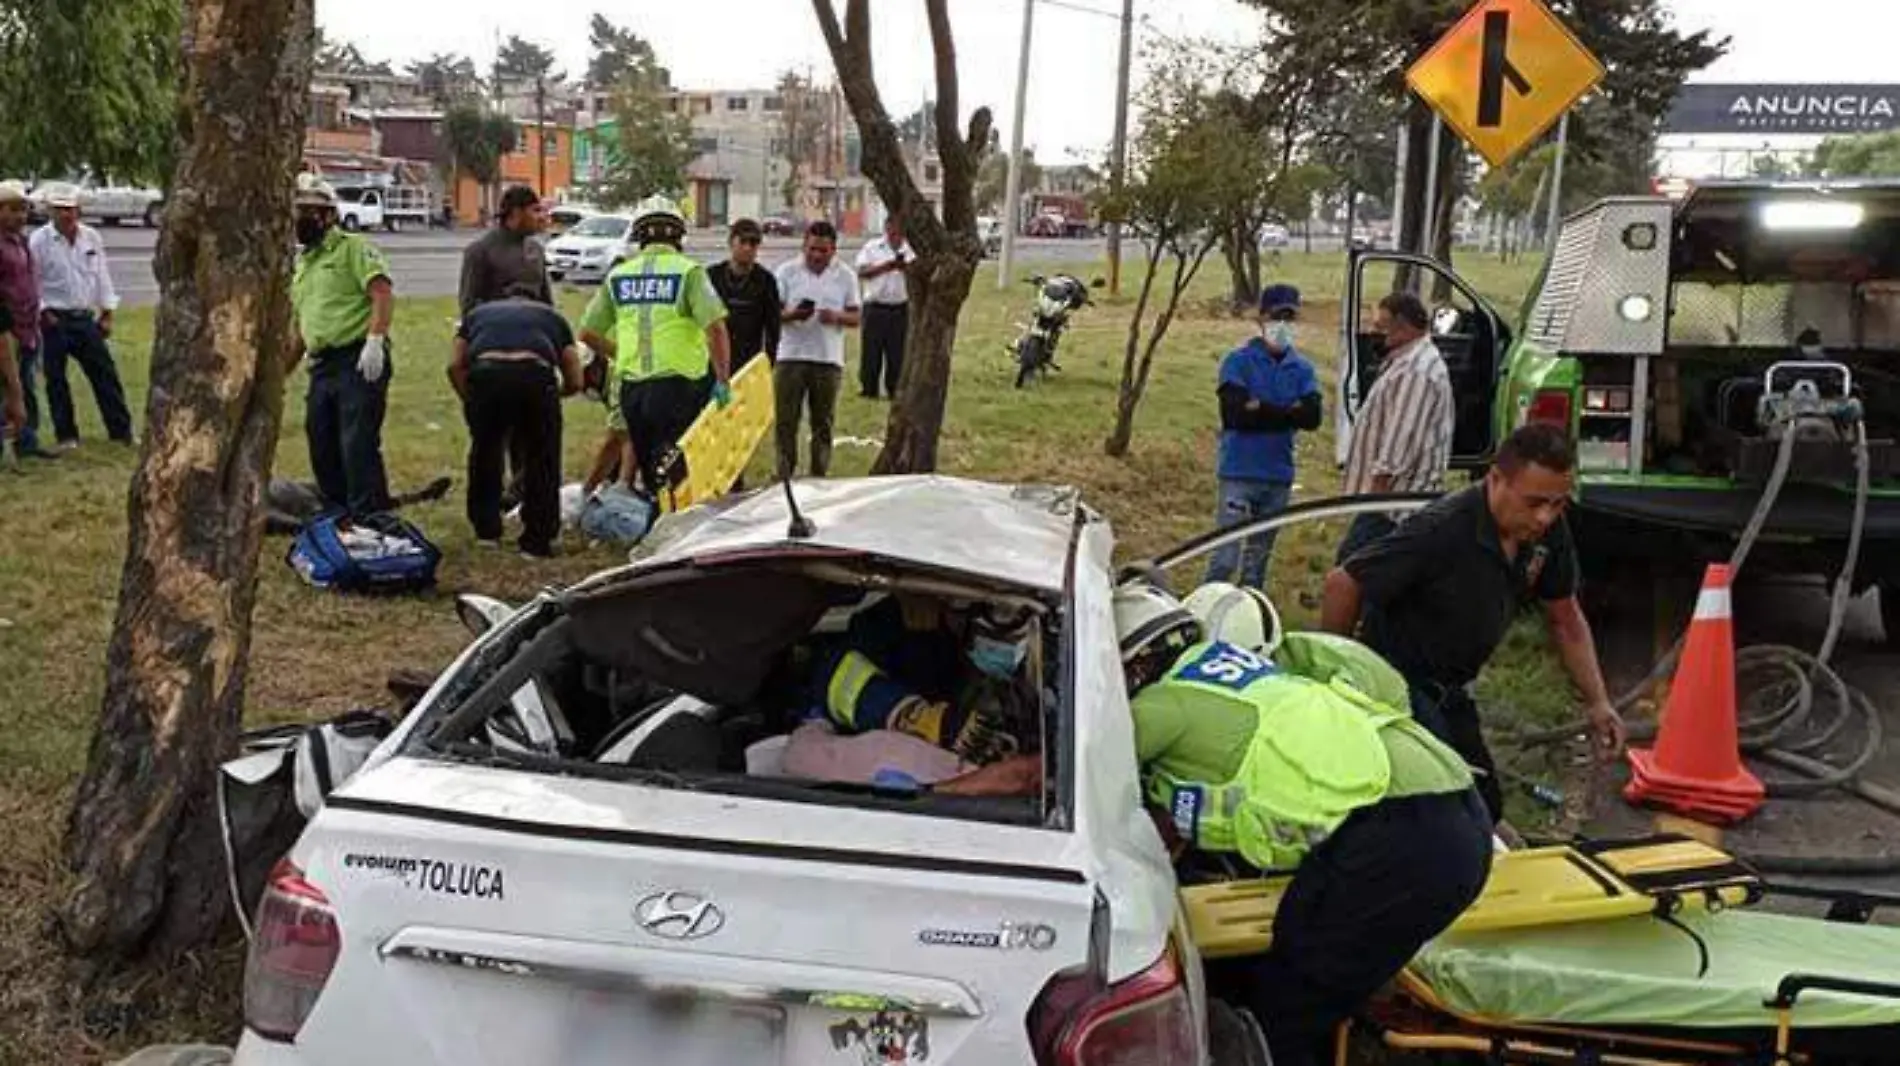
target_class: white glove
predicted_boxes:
[358,334,388,383]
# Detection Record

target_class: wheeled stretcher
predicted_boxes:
[1181,836,1900,1064]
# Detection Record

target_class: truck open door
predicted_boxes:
[1337,251,1511,471]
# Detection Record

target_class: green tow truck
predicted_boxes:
[1339,180,1900,643]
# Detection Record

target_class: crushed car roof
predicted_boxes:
[591,476,1088,594]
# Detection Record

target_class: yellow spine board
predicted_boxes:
[657,356,776,514]
[1183,842,1758,961]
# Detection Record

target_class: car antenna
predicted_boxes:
[782,478,816,540]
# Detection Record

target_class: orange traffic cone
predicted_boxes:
[1625,564,1765,824]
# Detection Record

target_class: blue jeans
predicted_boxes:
[2,341,44,451]
[1205,479,1292,589]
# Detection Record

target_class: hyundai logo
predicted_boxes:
[634,891,725,940]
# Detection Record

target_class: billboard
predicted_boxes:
[1665,84,1900,136]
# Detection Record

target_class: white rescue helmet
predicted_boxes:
[630,195,687,242]
[1113,583,1203,665]
[1184,582,1283,657]
[294,172,338,208]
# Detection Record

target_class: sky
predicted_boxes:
[314,0,1900,165]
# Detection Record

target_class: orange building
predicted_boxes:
[452,121,573,226]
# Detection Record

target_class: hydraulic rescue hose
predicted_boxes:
[1513,415,1900,875]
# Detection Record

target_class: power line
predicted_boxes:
[1036,0,1127,23]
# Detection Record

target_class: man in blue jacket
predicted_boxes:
[1206,283,1322,589]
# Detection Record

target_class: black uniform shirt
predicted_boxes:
[1344,484,1578,690]
[708,259,782,367]
[458,298,574,365]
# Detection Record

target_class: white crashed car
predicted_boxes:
[232,476,1414,1065]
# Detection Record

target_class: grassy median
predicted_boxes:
[0,248,1561,1061]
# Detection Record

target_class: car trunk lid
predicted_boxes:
[300,757,1098,1065]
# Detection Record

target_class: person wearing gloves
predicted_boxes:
[578,195,731,499]
[1206,283,1322,589]
[947,585,1492,1066]
[288,173,396,518]
[812,596,1041,778]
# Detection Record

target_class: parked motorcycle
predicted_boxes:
[1010,273,1105,388]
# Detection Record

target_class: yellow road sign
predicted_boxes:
[1406,0,1605,168]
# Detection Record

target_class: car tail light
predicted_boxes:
[1526,389,1573,431]
[243,859,340,1043]
[1029,944,1198,1065]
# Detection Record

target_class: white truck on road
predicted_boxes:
[334,184,436,232]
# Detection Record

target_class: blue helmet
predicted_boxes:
[1260,283,1302,315]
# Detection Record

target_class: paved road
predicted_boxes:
[98,228,1126,308]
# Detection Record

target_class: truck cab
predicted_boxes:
[1340,181,1900,640]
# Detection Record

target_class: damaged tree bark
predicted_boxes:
[60,0,315,958]
[811,0,990,474]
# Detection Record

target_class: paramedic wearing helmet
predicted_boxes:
[578,195,732,498]
[817,597,1040,776]
[1118,585,1490,1066]
[948,585,1492,1066]
[288,173,396,518]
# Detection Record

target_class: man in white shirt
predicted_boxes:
[853,213,911,400]
[1337,290,1454,562]
[31,183,132,448]
[773,221,860,479]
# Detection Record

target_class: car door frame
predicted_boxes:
[1336,249,1510,471]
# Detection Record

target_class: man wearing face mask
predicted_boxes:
[288,174,396,518]
[815,597,1039,769]
[1206,284,1322,590]
[1337,291,1453,562]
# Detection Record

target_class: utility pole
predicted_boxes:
[997,0,1035,290]
[535,76,548,199]
[1544,111,1570,252]
[1105,0,1135,297]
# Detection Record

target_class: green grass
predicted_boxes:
[0,248,1552,1062]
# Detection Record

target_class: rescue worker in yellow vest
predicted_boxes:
[578,196,731,498]
[1114,584,1493,1066]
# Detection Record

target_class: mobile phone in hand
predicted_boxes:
[797,298,817,320]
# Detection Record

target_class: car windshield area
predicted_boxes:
[412,557,1063,826]
[569,216,630,239]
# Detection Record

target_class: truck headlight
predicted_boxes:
[1618,295,1654,323]
[1584,386,1632,413]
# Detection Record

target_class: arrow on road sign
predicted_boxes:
[1407,0,1604,168]
[1477,11,1533,128]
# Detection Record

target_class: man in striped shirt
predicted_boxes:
[1337,291,1453,561]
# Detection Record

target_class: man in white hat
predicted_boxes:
[31,182,132,449]
[0,180,52,459]
[287,173,396,517]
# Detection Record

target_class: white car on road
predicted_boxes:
[231,476,1291,1066]
[547,213,634,285]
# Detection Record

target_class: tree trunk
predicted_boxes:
[1106,243,1164,458]
[59,0,313,959]
[875,251,974,473]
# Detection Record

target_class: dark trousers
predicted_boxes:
[1335,511,1396,565]
[306,341,391,518]
[774,360,841,480]
[2,341,44,451]
[466,360,562,555]
[43,312,132,444]
[1212,790,1492,1066]
[1406,678,1505,822]
[619,374,710,500]
[860,303,907,398]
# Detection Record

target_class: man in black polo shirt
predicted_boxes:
[449,281,582,558]
[1320,423,1625,821]
[708,217,782,368]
